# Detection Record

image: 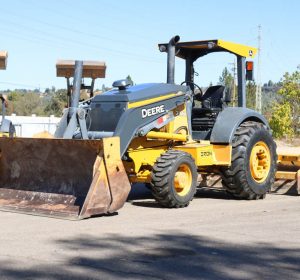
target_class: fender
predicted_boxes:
[210,107,269,144]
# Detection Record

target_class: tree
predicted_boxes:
[267,68,300,138]
[269,102,293,138]
[219,67,235,104]
[54,89,68,103]
[1,88,69,117]
[44,88,50,94]
[126,75,134,85]
[218,67,233,89]
[44,97,63,116]
[44,89,67,116]
[246,81,256,110]
[277,70,300,132]
[13,92,45,116]
[7,91,20,102]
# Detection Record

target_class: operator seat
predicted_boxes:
[191,85,227,140]
[194,85,226,109]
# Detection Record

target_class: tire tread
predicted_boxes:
[221,121,277,199]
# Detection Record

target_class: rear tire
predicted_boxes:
[221,121,277,199]
[151,150,197,208]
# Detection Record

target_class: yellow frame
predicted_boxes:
[217,40,257,58]
[124,137,232,183]
[128,92,183,109]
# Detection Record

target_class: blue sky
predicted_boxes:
[0,0,299,91]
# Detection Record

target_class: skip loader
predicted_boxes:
[0,36,277,219]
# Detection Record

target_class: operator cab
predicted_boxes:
[158,37,256,140]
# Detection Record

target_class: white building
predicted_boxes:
[1,114,61,137]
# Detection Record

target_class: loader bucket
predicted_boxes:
[0,137,131,219]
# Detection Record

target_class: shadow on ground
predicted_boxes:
[272,180,299,196]
[128,177,300,208]
[0,232,299,280]
[128,183,232,209]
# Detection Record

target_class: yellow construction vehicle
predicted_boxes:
[0,51,15,137]
[276,147,300,194]
[56,59,107,105]
[0,36,277,219]
[32,60,107,138]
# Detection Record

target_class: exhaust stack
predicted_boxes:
[69,60,83,118]
[167,35,180,84]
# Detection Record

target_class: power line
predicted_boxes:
[0,17,163,64]
[0,81,47,90]
[0,6,150,49]
[11,0,151,41]
[0,27,78,52]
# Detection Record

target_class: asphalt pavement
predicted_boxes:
[0,184,299,280]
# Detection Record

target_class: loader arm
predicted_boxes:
[114,92,188,155]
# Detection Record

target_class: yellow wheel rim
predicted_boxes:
[174,163,192,196]
[249,141,271,183]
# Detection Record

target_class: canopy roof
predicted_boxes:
[158,39,257,60]
[56,60,106,79]
[0,51,8,70]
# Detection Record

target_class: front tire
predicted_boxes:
[221,121,277,199]
[150,150,197,208]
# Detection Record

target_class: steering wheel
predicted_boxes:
[180,81,203,98]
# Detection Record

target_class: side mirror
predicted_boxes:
[246,61,254,81]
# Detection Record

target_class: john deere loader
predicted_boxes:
[0,36,277,219]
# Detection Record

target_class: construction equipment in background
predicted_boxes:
[275,146,300,194]
[56,60,106,107]
[0,36,277,220]
[0,51,8,70]
[32,60,107,139]
[0,51,15,137]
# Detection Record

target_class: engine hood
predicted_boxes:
[92,83,188,103]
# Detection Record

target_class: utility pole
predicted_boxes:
[229,60,237,106]
[256,24,262,113]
